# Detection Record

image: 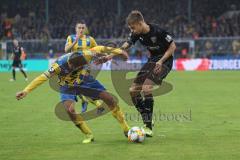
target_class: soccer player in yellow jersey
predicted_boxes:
[16,46,130,144]
[65,22,100,113]
[65,22,97,52]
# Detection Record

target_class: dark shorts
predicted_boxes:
[59,75,106,102]
[12,60,22,68]
[134,56,173,85]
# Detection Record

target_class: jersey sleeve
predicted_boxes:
[90,36,97,48]
[65,35,72,47]
[157,29,173,48]
[23,74,48,93]
[44,62,61,78]
[127,32,139,45]
[90,46,123,55]
[23,63,61,93]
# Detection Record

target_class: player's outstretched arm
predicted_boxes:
[121,42,131,50]
[91,46,129,65]
[16,62,60,100]
[92,46,129,58]
[16,73,49,100]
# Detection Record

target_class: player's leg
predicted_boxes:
[85,97,105,114]
[10,66,16,81]
[10,60,17,81]
[87,97,103,107]
[142,62,173,136]
[60,89,94,144]
[79,94,104,113]
[141,78,155,137]
[77,77,129,136]
[129,82,146,122]
[79,95,88,113]
[19,68,28,80]
[98,91,129,136]
[129,61,155,130]
[18,62,28,81]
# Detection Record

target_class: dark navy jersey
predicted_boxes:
[127,23,173,58]
[13,46,22,61]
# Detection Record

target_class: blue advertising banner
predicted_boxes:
[0,60,49,72]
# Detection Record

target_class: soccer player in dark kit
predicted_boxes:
[121,10,176,137]
[10,39,28,81]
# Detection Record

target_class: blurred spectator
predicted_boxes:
[2,18,13,38]
[181,48,188,58]
[0,0,239,40]
[232,40,240,56]
[204,41,214,58]
[0,0,240,59]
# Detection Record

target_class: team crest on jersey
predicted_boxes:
[150,36,157,43]
[48,67,55,73]
[165,35,172,42]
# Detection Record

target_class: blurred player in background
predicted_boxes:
[10,39,28,81]
[65,22,97,52]
[16,45,129,144]
[121,10,176,137]
[65,22,100,113]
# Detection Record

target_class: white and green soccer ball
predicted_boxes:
[128,126,146,143]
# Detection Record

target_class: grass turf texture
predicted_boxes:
[0,71,239,160]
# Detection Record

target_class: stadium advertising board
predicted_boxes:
[175,58,240,70]
[0,60,49,72]
[1,59,240,72]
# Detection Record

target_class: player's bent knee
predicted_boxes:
[99,92,116,107]
[106,96,116,108]
[129,87,136,93]
[142,85,153,95]
[129,86,141,96]
[62,100,75,114]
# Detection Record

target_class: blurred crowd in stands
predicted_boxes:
[1,0,240,58]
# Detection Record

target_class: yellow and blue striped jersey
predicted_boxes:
[48,52,89,86]
[46,46,122,86]
[23,46,123,93]
[65,35,97,52]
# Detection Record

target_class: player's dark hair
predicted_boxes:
[75,20,86,27]
[126,10,144,25]
[68,52,88,68]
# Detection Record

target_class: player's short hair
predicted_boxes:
[75,21,86,27]
[13,39,18,42]
[13,39,19,45]
[69,52,88,68]
[126,10,144,25]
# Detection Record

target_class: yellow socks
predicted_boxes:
[75,115,92,135]
[111,106,130,132]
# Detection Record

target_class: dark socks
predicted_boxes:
[131,93,146,122]
[12,69,16,80]
[131,93,154,130]
[144,94,154,130]
[131,93,154,129]
[20,69,27,78]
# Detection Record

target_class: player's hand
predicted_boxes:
[94,55,112,65]
[16,91,28,100]
[74,33,81,43]
[154,60,163,74]
[120,50,129,61]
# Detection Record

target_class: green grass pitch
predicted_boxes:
[0,71,239,160]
